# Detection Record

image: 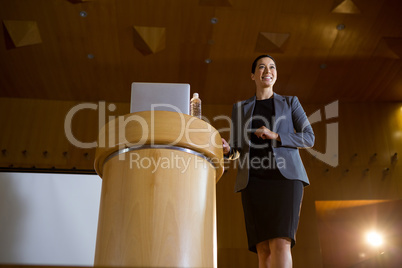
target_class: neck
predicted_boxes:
[256,87,274,100]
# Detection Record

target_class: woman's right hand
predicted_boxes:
[221,138,230,155]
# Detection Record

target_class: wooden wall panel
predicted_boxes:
[308,102,402,201]
[0,98,130,170]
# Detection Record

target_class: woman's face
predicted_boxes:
[251,57,277,89]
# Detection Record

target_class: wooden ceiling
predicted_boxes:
[0,0,402,105]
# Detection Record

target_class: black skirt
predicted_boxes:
[241,169,304,253]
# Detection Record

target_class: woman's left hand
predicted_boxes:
[254,126,280,141]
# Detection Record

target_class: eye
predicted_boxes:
[259,65,265,69]
[270,65,276,69]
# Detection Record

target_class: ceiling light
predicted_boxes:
[80,11,87,17]
[336,24,345,30]
[210,18,218,24]
[366,231,383,247]
[205,58,212,64]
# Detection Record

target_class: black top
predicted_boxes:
[249,98,281,178]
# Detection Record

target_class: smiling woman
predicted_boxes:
[251,56,278,98]
[221,55,315,268]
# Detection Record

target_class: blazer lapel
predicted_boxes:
[273,92,286,131]
[243,95,256,132]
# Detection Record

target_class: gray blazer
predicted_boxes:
[227,93,315,192]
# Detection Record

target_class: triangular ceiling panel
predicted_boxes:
[255,32,290,53]
[373,38,400,59]
[332,0,361,14]
[132,26,166,55]
[3,20,42,48]
[382,37,402,58]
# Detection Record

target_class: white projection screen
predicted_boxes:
[0,172,102,266]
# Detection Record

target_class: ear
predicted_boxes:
[251,73,255,81]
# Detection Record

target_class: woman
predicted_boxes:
[221,55,315,268]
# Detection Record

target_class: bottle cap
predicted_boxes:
[193,93,199,98]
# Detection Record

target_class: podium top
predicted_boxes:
[94,111,224,182]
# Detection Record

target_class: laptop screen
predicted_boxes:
[130,82,190,115]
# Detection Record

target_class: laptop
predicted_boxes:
[130,82,190,114]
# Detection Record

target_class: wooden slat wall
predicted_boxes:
[0,97,402,267]
[0,98,130,170]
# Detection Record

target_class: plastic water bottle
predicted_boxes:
[190,93,201,119]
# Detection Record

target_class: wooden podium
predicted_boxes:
[93,111,224,268]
